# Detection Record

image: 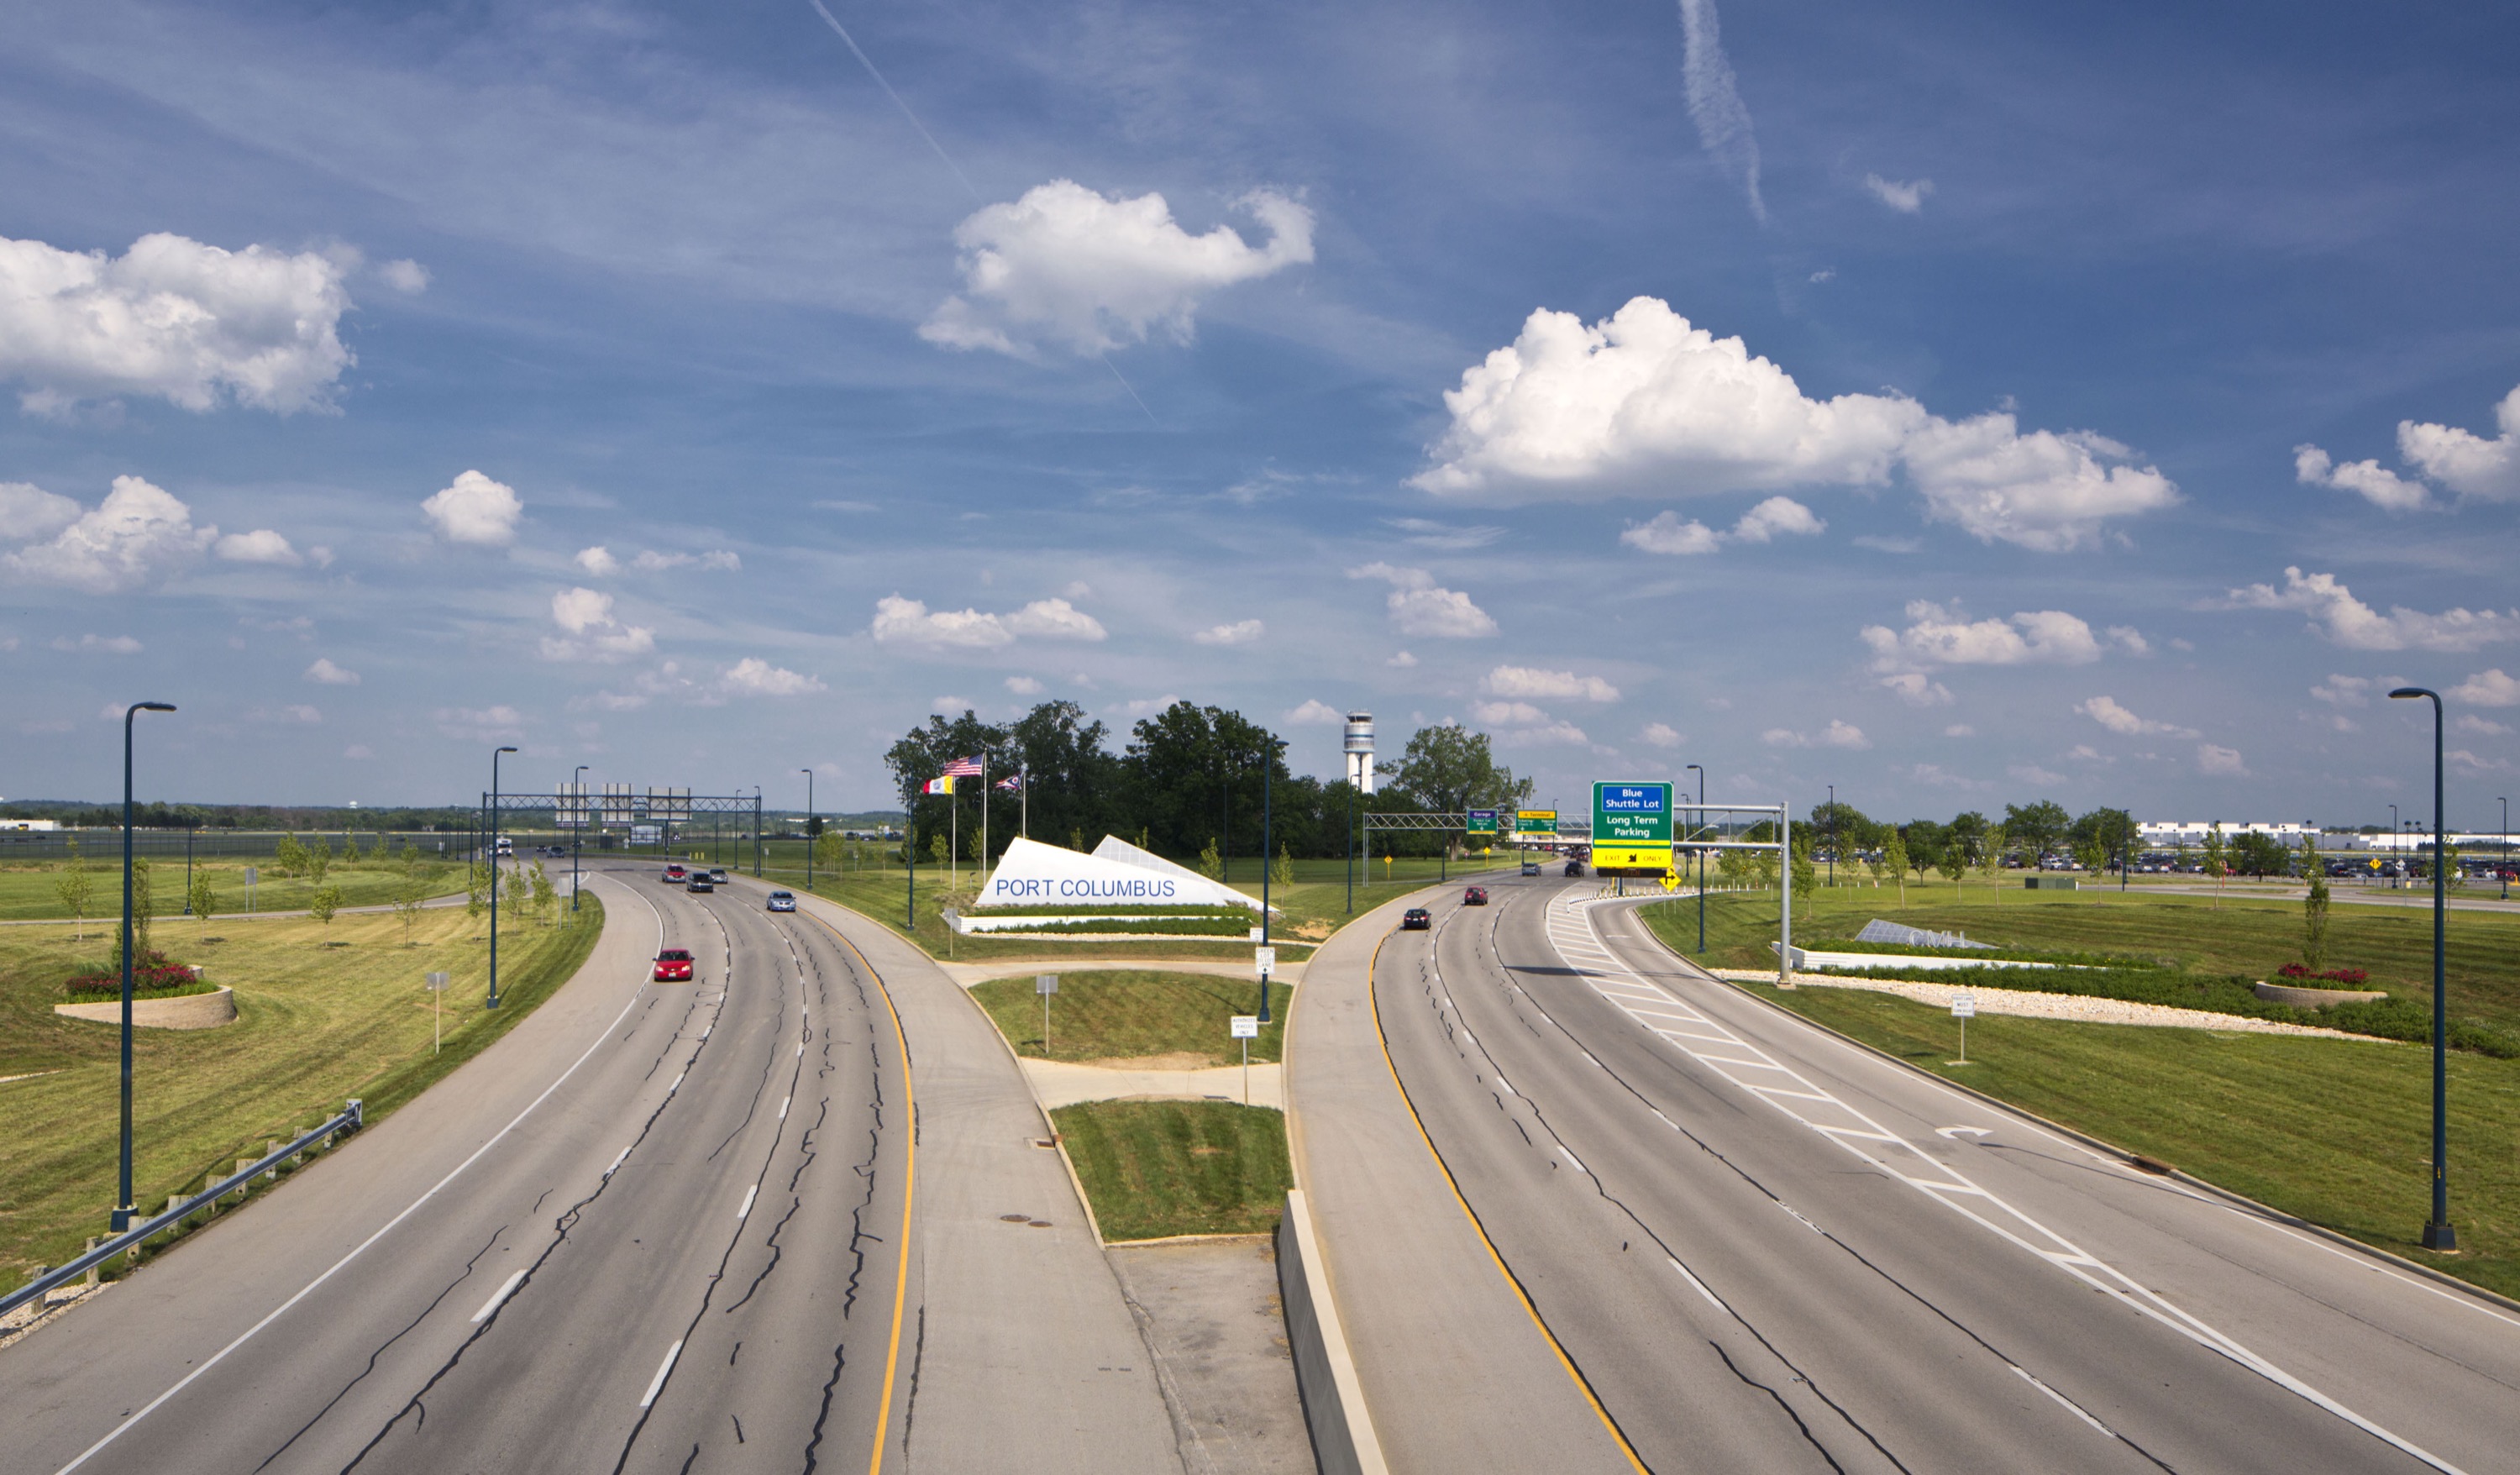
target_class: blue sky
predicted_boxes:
[3,0,2517,827]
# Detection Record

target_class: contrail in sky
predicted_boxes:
[806,0,980,203]
[804,0,1160,425]
[1677,0,1767,224]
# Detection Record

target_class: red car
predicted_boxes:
[1463,886,1488,905]
[663,864,687,883]
[653,948,694,983]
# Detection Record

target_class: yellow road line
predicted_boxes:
[807,913,917,1475]
[1367,921,1652,1474]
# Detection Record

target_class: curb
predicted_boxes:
[1599,897,2520,1319]
[1276,1188,1389,1475]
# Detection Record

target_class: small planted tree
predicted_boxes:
[529,862,558,925]
[189,870,218,938]
[1936,844,1966,894]
[1788,832,1817,921]
[2300,837,2331,972]
[393,863,428,946]
[1882,832,1909,907]
[815,830,844,884]
[55,838,95,942]
[304,835,333,886]
[1273,843,1295,889]
[274,834,310,879]
[2202,822,2229,909]
[1975,825,2008,905]
[309,884,343,929]
[1197,837,1224,880]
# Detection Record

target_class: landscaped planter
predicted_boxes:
[55,986,238,1030]
[2252,979,2388,1008]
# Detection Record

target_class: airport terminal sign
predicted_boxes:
[1591,781,1673,871]
[1514,810,1558,837]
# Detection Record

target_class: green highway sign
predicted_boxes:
[1593,782,1672,843]
[1465,809,1499,835]
[1514,809,1558,836]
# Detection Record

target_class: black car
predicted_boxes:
[686,875,716,893]
[1563,860,1584,877]
[1400,907,1432,931]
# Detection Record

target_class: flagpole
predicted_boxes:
[980,751,990,893]
[1021,765,1028,838]
[950,780,958,895]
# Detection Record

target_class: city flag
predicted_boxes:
[922,775,954,795]
[942,756,984,777]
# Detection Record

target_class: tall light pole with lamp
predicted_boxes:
[2388,687,2456,1252]
[802,767,816,894]
[2499,796,2508,901]
[1258,732,1276,1025]
[571,764,588,914]
[1686,764,1706,954]
[111,701,177,1232]
[487,746,517,1009]
[1825,784,1835,889]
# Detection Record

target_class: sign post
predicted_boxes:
[244,865,257,915]
[1231,1015,1260,1104]
[1950,991,1976,1066]
[1037,974,1058,1055]
[425,971,450,1055]
[1590,781,1674,874]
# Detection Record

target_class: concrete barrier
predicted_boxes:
[54,986,237,1031]
[1275,1188,1388,1475]
[2253,979,2390,1007]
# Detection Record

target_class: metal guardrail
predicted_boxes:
[2,1100,363,1320]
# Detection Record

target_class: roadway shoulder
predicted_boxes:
[800,894,1184,1475]
[1285,879,1637,1473]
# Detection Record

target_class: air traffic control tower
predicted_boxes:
[1345,711,1376,794]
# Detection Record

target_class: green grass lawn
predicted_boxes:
[1642,883,2520,1033]
[0,859,468,922]
[969,970,1289,1065]
[1050,1100,1292,1241]
[1740,983,2520,1301]
[0,898,601,1293]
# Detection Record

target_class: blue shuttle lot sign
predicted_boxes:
[1591,781,1674,871]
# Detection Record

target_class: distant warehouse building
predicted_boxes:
[2138,821,2318,846]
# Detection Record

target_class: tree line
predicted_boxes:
[882,700,1536,863]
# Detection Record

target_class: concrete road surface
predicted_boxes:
[1296,870,2520,1473]
[0,864,1182,1474]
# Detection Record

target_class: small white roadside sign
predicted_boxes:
[1230,1015,1260,1038]
[1253,947,1275,977]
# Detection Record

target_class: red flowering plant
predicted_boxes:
[2276,963,2370,987]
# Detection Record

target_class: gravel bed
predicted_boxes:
[1706,969,2381,1040]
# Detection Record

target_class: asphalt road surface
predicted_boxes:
[1337,872,2520,1472]
[4,865,923,1473]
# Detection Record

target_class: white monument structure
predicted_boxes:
[976,835,1266,912]
[1345,711,1376,794]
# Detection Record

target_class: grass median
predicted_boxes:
[1050,1100,1292,1241]
[0,858,468,922]
[0,898,602,1293]
[970,969,1287,1064]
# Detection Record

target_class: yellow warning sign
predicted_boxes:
[1589,844,1673,873]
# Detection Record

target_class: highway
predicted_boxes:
[1294,872,2520,1473]
[0,863,1180,1474]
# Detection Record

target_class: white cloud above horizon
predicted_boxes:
[1347,563,1498,638]
[1862,174,1934,213]
[871,594,1108,648]
[2077,695,2198,738]
[2223,567,2519,651]
[1863,601,2103,669]
[1,475,215,592]
[423,470,522,546]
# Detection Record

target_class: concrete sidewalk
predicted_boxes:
[937,957,1310,989]
[1022,1058,1284,1110]
[800,894,1185,1475]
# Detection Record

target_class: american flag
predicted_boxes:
[942,756,984,777]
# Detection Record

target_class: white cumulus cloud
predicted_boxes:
[1416,297,2177,550]
[1347,562,1497,638]
[423,470,522,546]
[1193,619,1264,646]
[1,475,215,592]
[921,181,1313,358]
[1861,601,2103,669]
[2196,743,2250,776]
[541,586,654,662]
[1878,673,1954,706]
[1641,722,1683,748]
[1862,175,1934,213]
[435,705,525,741]
[717,658,823,697]
[2397,385,2520,502]
[2310,674,2371,706]
[213,528,301,565]
[378,259,430,294]
[2449,669,2519,706]
[631,549,741,573]
[1287,699,1345,726]
[871,594,1104,648]
[1004,597,1107,641]
[0,231,354,415]
[1620,512,1722,555]
[306,657,360,685]
[1728,495,1826,543]
[2076,695,2199,738]
[0,482,81,540]
[575,546,619,576]
[2222,567,2520,651]
[1472,700,1551,726]
[56,633,142,654]
[1483,665,1620,702]
[1761,720,1869,749]
[2295,444,2429,512]
[1005,675,1044,696]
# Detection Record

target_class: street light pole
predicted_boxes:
[2389,687,2456,1252]
[1260,738,1273,1025]
[572,764,588,914]
[1825,784,1835,889]
[1687,764,1706,954]
[803,768,816,894]
[112,701,176,1233]
[488,745,517,1009]
[2500,795,2508,901]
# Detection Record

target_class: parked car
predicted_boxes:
[663,863,687,882]
[686,875,715,893]
[653,948,694,982]
[1463,885,1488,905]
[1520,860,1542,877]
[767,890,797,912]
[1400,907,1432,931]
